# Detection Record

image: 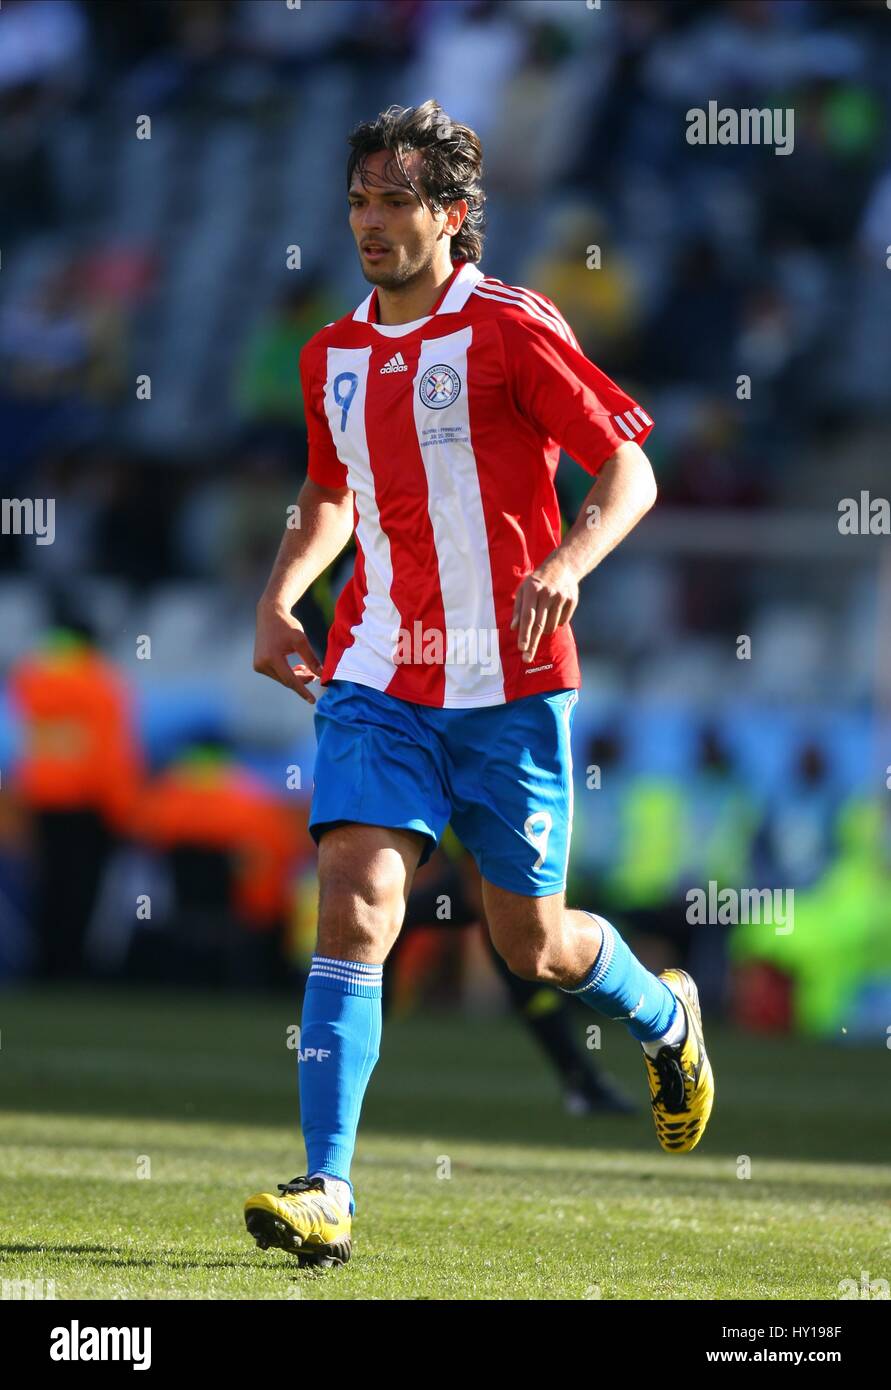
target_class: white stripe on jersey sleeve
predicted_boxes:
[473,278,580,350]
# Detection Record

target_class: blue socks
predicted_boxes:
[298,955,383,1216]
[560,914,681,1044]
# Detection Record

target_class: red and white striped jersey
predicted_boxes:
[300,258,653,708]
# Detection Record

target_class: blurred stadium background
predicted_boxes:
[2,0,891,1066]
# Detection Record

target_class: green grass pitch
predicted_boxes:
[1,985,888,1300]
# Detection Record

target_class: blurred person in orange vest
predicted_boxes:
[8,619,142,980]
[137,733,309,988]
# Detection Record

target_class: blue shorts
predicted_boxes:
[308,679,579,897]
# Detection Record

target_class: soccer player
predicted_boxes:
[244,100,714,1267]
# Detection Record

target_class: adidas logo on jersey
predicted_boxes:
[380,352,408,374]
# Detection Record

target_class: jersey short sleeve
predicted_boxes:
[497,312,654,476]
[300,343,350,489]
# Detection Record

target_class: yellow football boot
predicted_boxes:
[244,1176,352,1267]
[642,969,715,1152]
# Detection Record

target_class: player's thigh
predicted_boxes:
[316,821,428,959]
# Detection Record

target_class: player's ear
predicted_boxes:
[446,198,468,233]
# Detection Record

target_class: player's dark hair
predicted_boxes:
[347,100,486,264]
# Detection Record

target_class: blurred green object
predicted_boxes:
[237,288,342,426]
[824,83,883,158]
[730,798,891,1038]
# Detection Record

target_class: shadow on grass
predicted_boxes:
[0,1242,261,1272]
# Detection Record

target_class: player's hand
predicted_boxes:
[510,554,579,664]
[253,600,323,704]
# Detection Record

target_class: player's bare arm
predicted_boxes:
[511,440,657,663]
[254,476,354,704]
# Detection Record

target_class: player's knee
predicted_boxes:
[317,863,405,956]
[490,933,554,983]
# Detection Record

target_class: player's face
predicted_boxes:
[349,148,449,288]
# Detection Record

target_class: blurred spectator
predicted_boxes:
[568,726,630,908]
[682,725,758,891]
[524,202,642,364]
[7,620,143,979]
[642,237,745,391]
[680,724,759,1010]
[753,740,841,889]
[406,1,525,143]
[0,0,87,241]
[0,253,138,471]
[235,274,341,445]
[135,733,308,988]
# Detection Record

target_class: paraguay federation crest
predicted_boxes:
[419,363,461,410]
